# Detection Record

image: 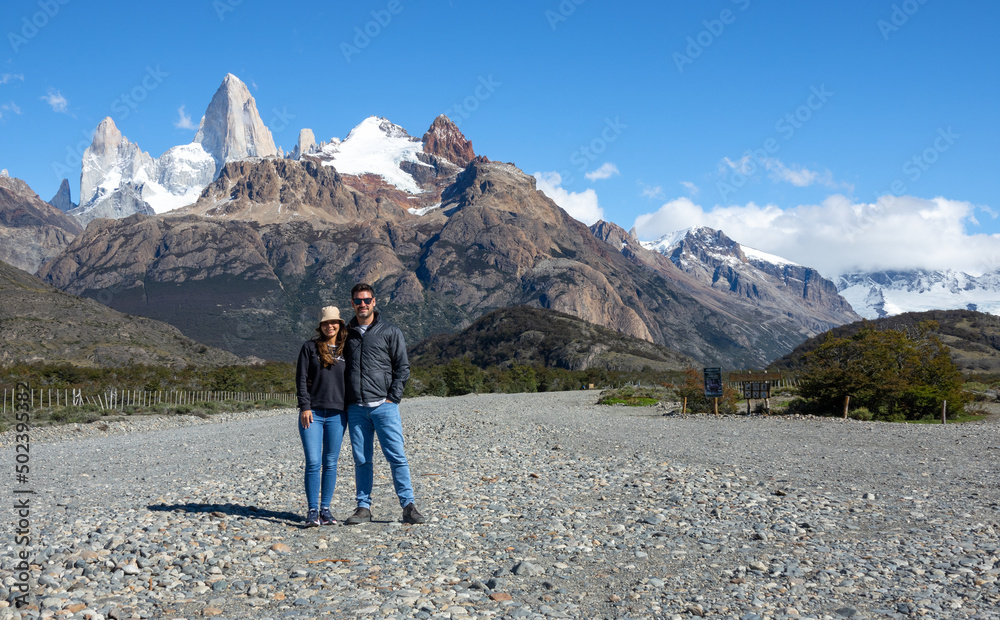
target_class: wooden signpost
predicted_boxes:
[729,371,782,415]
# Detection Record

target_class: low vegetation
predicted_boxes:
[789,321,967,422]
[403,357,689,398]
[0,362,296,431]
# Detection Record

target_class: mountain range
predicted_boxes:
[1,72,988,369]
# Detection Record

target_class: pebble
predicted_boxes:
[1,391,998,620]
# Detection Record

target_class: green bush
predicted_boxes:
[798,321,966,421]
[848,406,873,421]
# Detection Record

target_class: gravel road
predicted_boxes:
[1,391,999,620]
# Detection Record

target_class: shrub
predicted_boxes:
[848,406,873,421]
[799,322,966,421]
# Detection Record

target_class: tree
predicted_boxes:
[799,321,965,420]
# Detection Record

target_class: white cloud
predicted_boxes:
[174,105,198,130]
[533,171,604,225]
[41,88,67,113]
[640,183,664,199]
[680,181,699,196]
[721,155,848,190]
[0,101,21,119]
[585,162,619,181]
[633,193,1000,277]
[0,73,24,85]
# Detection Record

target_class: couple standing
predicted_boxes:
[295,282,426,526]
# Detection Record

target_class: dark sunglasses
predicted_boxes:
[353,297,374,306]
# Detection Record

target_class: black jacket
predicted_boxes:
[295,340,346,412]
[345,311,409,404]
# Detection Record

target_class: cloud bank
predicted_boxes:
[633,194,1000,277]
[533,171,604,225]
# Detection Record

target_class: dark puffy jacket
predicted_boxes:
[295,340,346,412]
[345,311,409,404]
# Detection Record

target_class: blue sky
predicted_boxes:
[2,0,998,276]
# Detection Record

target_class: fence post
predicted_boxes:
[843,395,850,419]
[941,400,947,424]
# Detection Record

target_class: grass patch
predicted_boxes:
[598,386,675,407]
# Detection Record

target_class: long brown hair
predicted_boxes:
[314,321,346,367]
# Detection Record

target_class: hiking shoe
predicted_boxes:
[344,507,371,525]
[319,507,337,525]
[304,508,320,527]
[402,503,426,524]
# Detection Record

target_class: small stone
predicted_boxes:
[270,543,291,553]
[489,592,513,601]
[512,561,544,576]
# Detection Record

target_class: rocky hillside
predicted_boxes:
[769,309,1000,377]
[0,173,82,274]
[0,259,243,367]
[409,306,697,372]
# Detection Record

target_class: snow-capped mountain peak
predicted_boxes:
[317,116,429,194]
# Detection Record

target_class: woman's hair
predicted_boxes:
[314,321,346,367]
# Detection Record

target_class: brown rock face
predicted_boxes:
[422,115,476,168]
[0,175,82,273]
[179,158,407,225]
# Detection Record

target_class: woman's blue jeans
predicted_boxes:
[348,402,415,509]
[298,409,347,510]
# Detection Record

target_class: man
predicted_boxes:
[342,283,426,525]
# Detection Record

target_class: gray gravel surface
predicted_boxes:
[1,391,999,619]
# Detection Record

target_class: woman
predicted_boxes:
[295,306,347,526]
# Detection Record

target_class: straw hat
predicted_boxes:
[318,306,343,324]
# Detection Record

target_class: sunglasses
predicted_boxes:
[353,297,374,306]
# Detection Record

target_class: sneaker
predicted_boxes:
[319,507,337,525]
[304,508,320,527]
[402,503,426,524]
[344,506,371,525]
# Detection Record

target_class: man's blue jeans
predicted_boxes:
[298,409,347,510]
[347,402,415,509]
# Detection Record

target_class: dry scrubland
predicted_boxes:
[1,391,999,620]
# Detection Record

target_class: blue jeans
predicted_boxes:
[298,409,347,510]
[348,402,415,509]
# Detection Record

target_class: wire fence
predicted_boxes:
[2,388,295,413]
